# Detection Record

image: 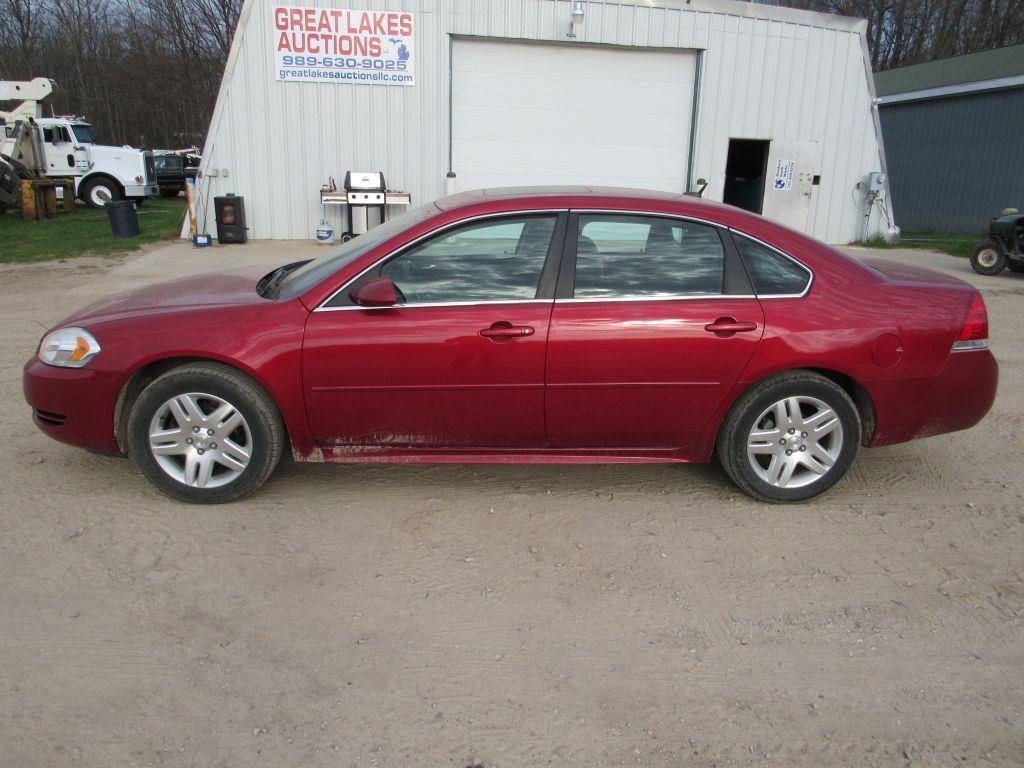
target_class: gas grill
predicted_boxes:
[320,171,411,240]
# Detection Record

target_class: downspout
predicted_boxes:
[686,49,704,194]
[446,34,457,195]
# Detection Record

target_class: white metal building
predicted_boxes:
[190,0,894,243]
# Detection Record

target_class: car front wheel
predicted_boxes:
[717,372,861,503]
[127,363,284,503]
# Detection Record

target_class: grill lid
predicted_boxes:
[344,171,384,191]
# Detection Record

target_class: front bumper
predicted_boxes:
[867,349,998,447]
[23,357,126,455]
[125,184,159,198]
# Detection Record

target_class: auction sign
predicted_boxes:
[273,6,414,85]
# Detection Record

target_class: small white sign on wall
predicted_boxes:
[773,159,796,191]
[273,6,415,85]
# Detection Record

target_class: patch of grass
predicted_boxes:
[856,231,979,259]
[0,197,186,263]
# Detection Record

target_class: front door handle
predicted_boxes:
[479,321,535,341]
[705,317,759,336]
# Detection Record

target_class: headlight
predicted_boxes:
[38,327,101,368]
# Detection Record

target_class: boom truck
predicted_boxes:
[0,77,157,214]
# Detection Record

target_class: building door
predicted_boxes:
[723,139,770,214]
[760,141,820,232]
[451,39,697,192]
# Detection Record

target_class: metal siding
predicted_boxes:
[880,88,1024,234]
[193,0,888,243]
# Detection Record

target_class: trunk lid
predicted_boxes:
[860,257,973,289]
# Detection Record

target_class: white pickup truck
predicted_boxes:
[1,78,158,209]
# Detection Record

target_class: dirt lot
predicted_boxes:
[1,241,1021,767]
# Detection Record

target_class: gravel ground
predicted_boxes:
[1,240,1021,767]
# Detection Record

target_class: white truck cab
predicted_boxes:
[1,78,158,208]
[32,116,158,207]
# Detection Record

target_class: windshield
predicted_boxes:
[70,124,94,144]
[277,202,440,299]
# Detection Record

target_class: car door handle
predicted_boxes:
[479,322,535,341]
[705,317,759,336]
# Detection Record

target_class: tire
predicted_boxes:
[970,240,1007,275]
[80,176,123,209]
[160,188,181,198]
[716,371,861,503]
[126,363,285,503]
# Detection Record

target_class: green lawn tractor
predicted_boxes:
[972,210,1024,275]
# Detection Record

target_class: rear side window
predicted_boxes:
[734,235,811,296]
[573,215,725,298]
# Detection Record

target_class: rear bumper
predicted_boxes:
[23,358,125,455]
[867,349,998,447]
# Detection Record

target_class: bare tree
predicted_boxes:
[0,0,241,147]
[768,0,1024,69]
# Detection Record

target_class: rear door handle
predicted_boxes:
[480,321,535,341]
[705,317,759,336]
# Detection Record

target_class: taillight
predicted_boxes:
[953,292,989,351]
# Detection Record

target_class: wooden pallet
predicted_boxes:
[20,178,75,221]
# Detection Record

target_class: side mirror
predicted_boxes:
[351,276,399,307]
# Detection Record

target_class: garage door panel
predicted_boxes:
[456,170,690,191]
[455,72,692,116]
[454,108,692,147]
[453,39,696,193]
[457,140,688,175]
[456,41,694,83]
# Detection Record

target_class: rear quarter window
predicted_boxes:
[734,235,811,296]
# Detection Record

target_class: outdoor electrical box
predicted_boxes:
[214,193,247,244]
[868,172,887,199]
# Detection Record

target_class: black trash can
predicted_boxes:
[105,200,140,238]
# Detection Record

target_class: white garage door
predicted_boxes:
[452,39,697,193]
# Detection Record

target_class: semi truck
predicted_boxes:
[0,78,157,213]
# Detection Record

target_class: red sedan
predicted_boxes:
[24,188,997,503]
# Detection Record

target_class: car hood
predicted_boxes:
[59,265,274,327]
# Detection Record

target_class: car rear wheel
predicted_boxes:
[971,240,1007,275]
[127,363,284,503]
[717,372,861,503]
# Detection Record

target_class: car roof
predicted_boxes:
[434,185,778,233]
[436,185,716,209]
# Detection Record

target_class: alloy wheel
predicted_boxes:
[147,392,252,489]
[746,395,844,489]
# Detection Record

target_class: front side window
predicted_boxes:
[573,215,725,298]
[379,215,557,304]
[733,235,811,296]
